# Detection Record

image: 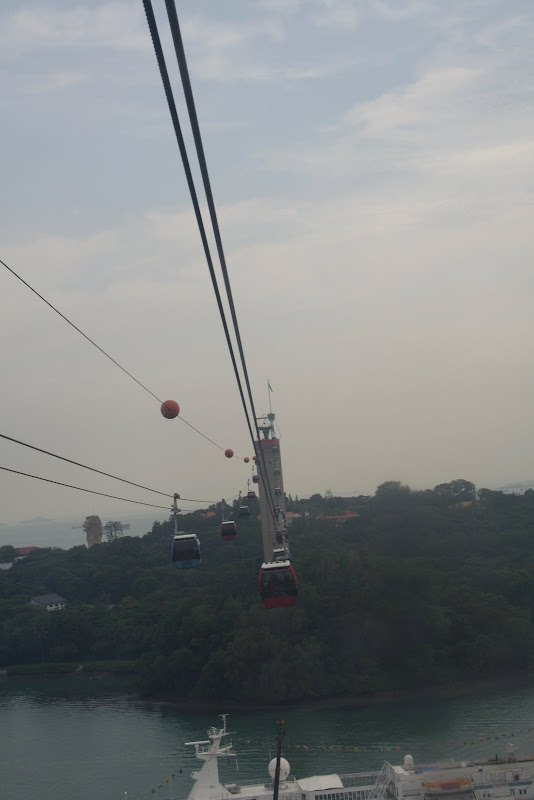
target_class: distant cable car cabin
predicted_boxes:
[238,505,250,517]
[272,546,291,562]
[259,561,297,609]
[252,474,259,484]
[247,490,257,500]
[171,532,201,569]
[221,521,237,541]
[274,487,282,497]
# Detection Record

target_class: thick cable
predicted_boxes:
[163,1,278,518]
[142,0,252,463]
[0,466,171,510]
[1,258,235,456]
[0,432,217,503]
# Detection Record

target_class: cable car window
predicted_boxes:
[173,537,199,560]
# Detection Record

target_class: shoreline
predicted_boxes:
[3,665,533,712]
[140,671,534,712]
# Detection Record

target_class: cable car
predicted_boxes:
[247,490,257,500]
[171,532,201,569]
[259,561,297,609]
[221,521,237,541]
[274,487,282,497]
[238,505,250,517]
[272,546,291,562]
[252,474,259,484]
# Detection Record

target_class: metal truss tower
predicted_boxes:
[255,412,288,562]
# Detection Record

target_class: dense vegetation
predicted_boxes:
[1,479,534,705]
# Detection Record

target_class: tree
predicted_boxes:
[434,479,476,504]
[0,545,17,563]
[104,521,124,542]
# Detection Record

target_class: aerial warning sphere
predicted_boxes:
[225,448,234,459]
[161,400,180,419]
[244,457,250,463]
[252,456,257,461]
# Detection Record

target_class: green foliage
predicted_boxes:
[1,482,534,704]
[0,545,17,563]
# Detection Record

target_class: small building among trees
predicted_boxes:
[30,594,66,612]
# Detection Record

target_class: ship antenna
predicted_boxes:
[273,719,285,800]
[220,713,228,735]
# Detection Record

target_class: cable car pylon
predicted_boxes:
[256,409,297,608]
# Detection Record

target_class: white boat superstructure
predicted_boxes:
[185,719,534,800]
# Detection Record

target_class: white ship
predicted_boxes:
[183,717,534,800]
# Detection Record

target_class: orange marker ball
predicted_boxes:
[161,400,180,419]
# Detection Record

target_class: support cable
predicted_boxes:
[141,0,255,465]
[163,0,278,519]
[1,258,235,456]
[0,466,171,510]
[0,432,216,503]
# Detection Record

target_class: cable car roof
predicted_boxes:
[261,560,291,569]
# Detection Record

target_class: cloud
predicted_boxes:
[0,4,148,52]
[369,0,433,21]
[346,66,483,143]
[313,1,360,31]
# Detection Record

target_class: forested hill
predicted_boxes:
[1,480,534,704]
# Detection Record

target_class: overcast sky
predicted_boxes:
[1,0,533,525]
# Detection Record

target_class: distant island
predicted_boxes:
[1,479,534,706]
[17,517,53,524]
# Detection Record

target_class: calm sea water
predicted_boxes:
[0,512,168,550]
[2,677,534,800]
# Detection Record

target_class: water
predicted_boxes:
[0,512,167,550]
[2,677,534,800]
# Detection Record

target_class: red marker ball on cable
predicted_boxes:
[244,457,250,463]
[225,449,234,459]
[161,400,180,419]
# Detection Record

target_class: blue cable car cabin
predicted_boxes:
[252,474,259,484]
[238,505,250,517]
[259,561,298,609]
[171,532,201,569]
[221,521,237,541]
[247,490,257,500]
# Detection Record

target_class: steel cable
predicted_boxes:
[1,258,235,455]
[0,466,172,510]
[162,0,279,521]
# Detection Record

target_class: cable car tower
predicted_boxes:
[256,411,288,562]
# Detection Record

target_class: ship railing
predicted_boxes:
[341,772,381,787]
[372,763,395,800]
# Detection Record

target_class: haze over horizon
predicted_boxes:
[1,0,533,523]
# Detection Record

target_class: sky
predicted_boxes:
[1,0,533,527]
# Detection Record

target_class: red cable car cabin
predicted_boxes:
[259,561,297,609]
[221,521,237,541]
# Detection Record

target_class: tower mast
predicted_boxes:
[256,409,288,562]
